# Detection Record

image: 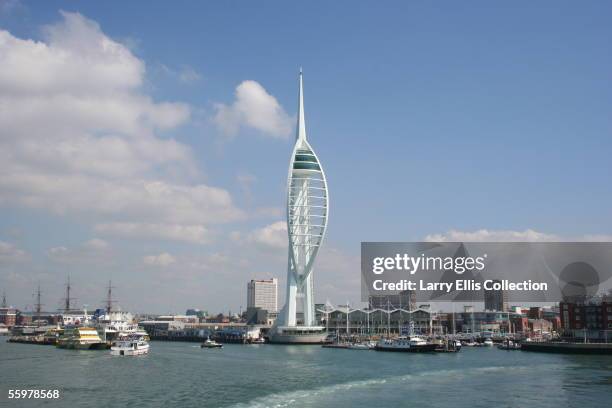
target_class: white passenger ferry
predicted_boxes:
[110,334,150,356]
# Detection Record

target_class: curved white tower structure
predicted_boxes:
[269,70,328,344]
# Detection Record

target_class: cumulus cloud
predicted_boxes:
[246,221,288,249]
[0,11,243,243]
[214,80,293,138]
[95,222,211,245]
[143,252,176,267]
[424,229,612,242]
[0,241,27,263]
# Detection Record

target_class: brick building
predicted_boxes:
[560,295,612,340]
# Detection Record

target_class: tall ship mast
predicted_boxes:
[105,280,116,314]
[269,70,329,344]
[62,275,76,313]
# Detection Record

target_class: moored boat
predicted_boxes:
[436,339,462,352]
[110,335,149,356]
[57,327,106,350]
[375,336,437,352]
[498,339,521,350]
[347,342,373,350]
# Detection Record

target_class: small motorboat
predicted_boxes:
[201,338,223,349]
[498,339,521,350]
[483,338,494,347]
[347,342,371,350]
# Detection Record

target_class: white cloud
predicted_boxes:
[82,238,109,250]
[0,11,243,243]
[424,229,612,242]
[143,252,176,267]
[0,240,27,263]
[95,222,211,245]
[246,221,288,248]
[214,80,292,138]
[47,238,110,263]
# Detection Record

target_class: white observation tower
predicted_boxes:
[269,70,328,344]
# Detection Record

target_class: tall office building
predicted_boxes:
[247,278,278,312]
[484,279,509,312]
[269,70,329,343]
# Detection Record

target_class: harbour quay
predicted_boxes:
[139,318,266,344]
[521,342,612,354]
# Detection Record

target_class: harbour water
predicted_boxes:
[1,340,611,408]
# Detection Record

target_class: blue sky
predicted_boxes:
[0,1,611,313]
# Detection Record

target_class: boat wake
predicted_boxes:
[228,364,569,408]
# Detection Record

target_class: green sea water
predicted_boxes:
[1,340,611,407]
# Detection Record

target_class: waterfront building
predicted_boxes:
[139,320,187,338]
[15,311,58,326]
[484,279,509,312]
[247,278,278,313]
[60,309,92,326]
[0,306,17,328]
[453,311,516,335]
[205,313,230,324]
[560,294,612,340]
[185,308,204,317]
[269,70,329,344]
[154,315,199,323]
[322,306,436,336]
[528,318,554,335]
[368,290,416,311]
[245,307,268,325]
[438,308,560,337]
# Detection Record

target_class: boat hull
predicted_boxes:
[375,344,438,352]
[57,342,107,350]
[110,347,149,356]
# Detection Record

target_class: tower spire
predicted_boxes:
[297,69,307,141]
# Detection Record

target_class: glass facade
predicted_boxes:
[293,162,321,171]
